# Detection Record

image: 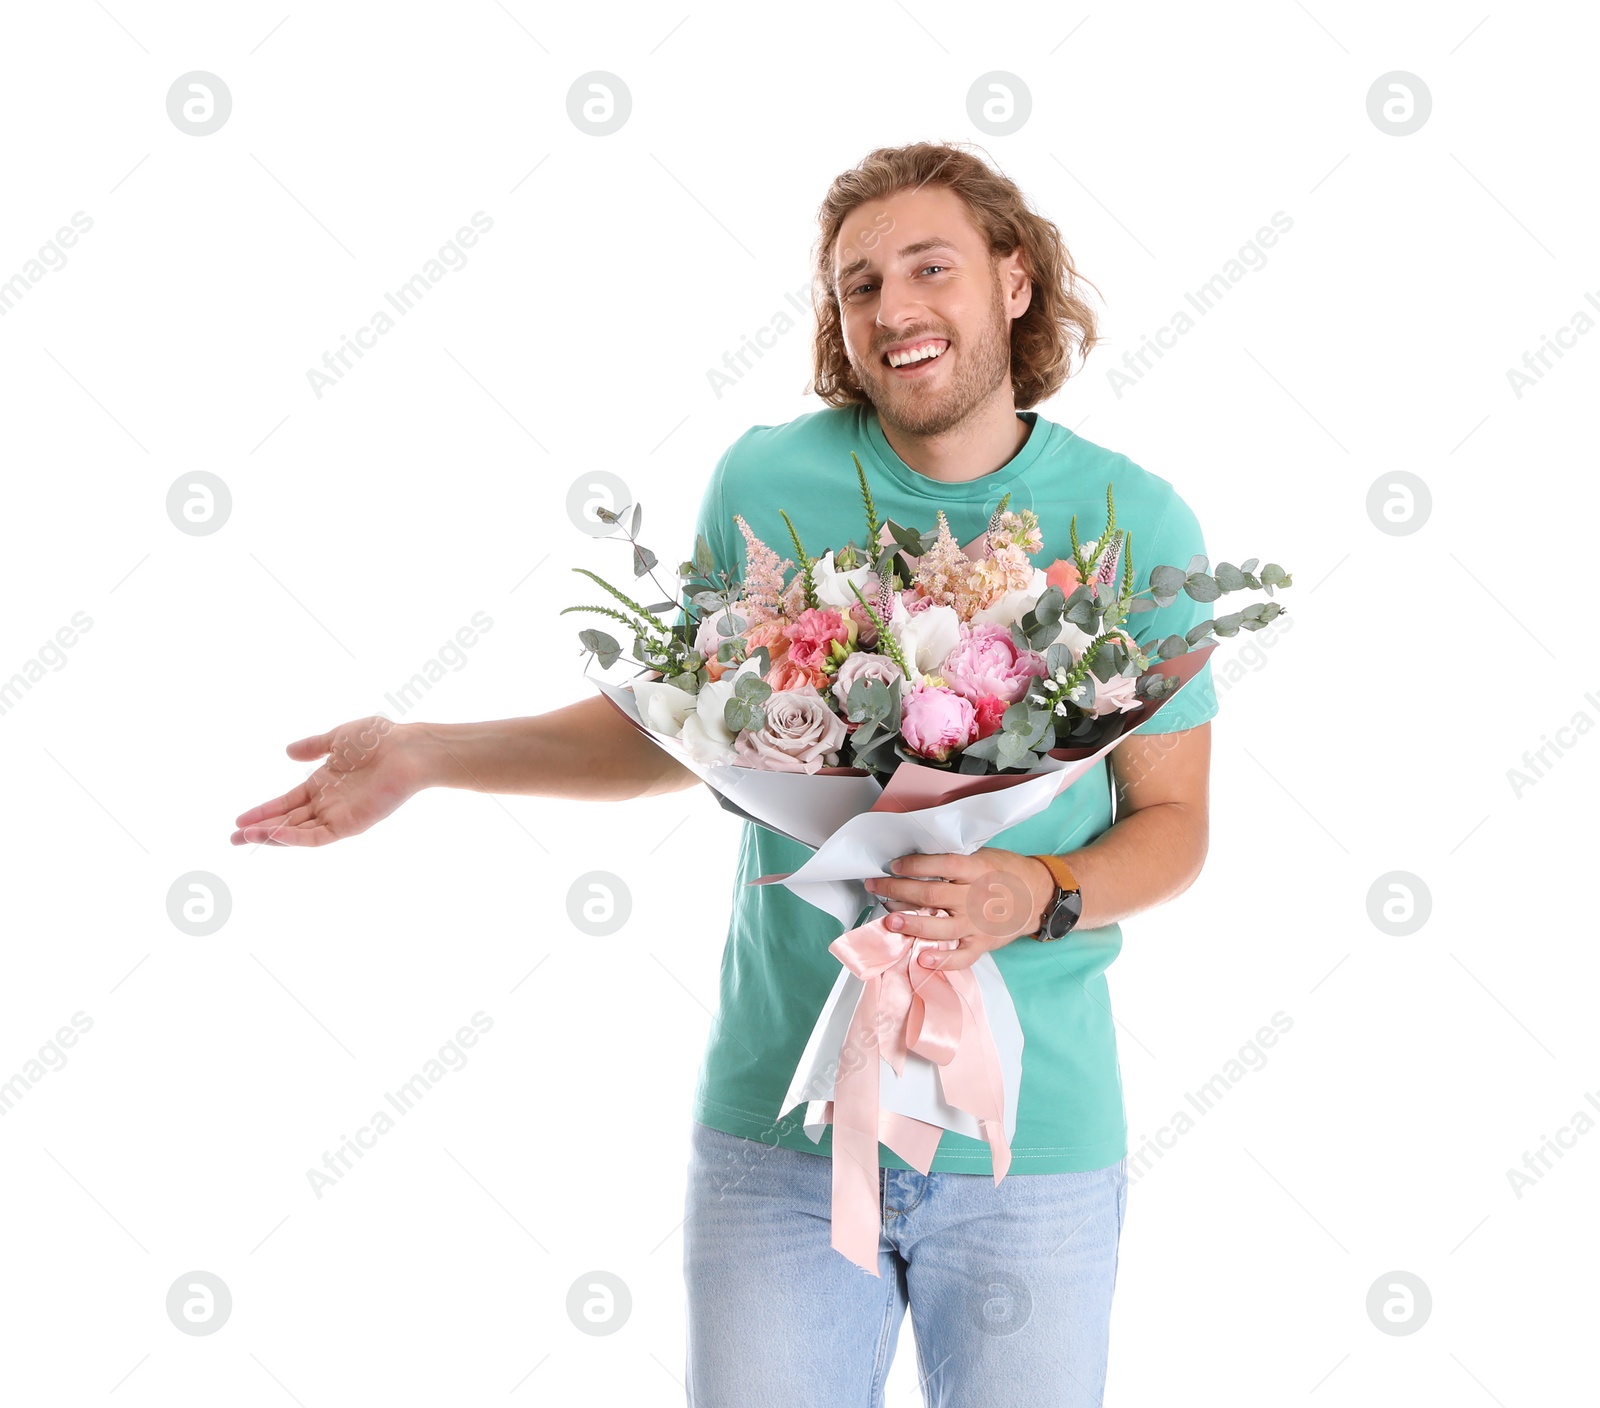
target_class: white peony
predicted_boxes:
[811,549,880,610]
[886,599,961,682]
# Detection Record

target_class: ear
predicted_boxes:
[997,249,1033,323]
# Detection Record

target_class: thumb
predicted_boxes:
[285,730,334,761]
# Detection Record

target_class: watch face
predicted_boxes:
[1045,889,1083,940]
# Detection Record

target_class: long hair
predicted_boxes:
[808,141,1100,410]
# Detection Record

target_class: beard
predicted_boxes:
[853,270,1014,439]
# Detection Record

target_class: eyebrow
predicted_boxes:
[834,237,962,293]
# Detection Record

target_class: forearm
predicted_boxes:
[406,694,700,800]
[1053,801,1209,931]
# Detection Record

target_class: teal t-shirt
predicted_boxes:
[685,402,1218,1173]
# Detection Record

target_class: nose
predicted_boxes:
[873,274,929,337]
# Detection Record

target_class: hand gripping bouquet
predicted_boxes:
[565,453,1292,1274]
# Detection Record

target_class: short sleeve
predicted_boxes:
[1128,487,1219,736]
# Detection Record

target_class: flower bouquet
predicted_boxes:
[565,453,1291,1273]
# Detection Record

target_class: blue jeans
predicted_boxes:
[682,1120,1128,1407]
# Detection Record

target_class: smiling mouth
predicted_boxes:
[882,339,951,373]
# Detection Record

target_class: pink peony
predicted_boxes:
[784,607,851,669]
[733,684,847,773]
[938,622,1048,706]
[900,683,977,763]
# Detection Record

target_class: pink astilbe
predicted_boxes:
[912,510,988,619]
[733,515,795,626]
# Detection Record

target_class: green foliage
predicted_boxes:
[723,671,772,734]
[779,509,819,610]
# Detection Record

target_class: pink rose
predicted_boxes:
[767,655,830,693]
[695,600,751,681]
[784,607,851,669]
[733,684,848,773]
[1078,630,1145,717]
[1044,559,1083,596]
[1085,670,1143,717]
[899,588,937,615]
[938,621,1048,706]
[900,682,977,763]
[830,649,909,710]
[972,693,1007,740]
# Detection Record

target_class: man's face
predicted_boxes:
[831,183,1029,438]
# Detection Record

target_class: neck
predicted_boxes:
[876,394,1030,483]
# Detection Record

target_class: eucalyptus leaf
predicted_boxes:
[578,628,622,669]
[630,503,642,537]
[632,544,658,577]
[1148,564,1186,606]
[1183,572,1221,603]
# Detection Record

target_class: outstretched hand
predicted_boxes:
[231,716,427,847]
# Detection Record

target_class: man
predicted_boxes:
[233,141,1217,1406]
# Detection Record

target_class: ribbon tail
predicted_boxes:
[831,976,885,1277]
[934,971,1013,1182]
[879,1112,943,1175]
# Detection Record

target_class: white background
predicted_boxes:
[1,1,1594,1403]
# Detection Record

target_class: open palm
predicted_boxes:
[231,716,425,847]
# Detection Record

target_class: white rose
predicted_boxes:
[811,549,879,610]
[971,566,1049,630]
[633,678,698,737]
[886,599,961,682]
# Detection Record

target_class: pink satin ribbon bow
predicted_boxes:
[821,905,1012,1276]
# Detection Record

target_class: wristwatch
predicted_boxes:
[1026,854,1083,941]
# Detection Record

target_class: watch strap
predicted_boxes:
[1027,853,1082,939]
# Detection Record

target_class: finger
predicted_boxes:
[235,780,311,828]
[880,909,965,942]
[918,937,987,971]
[888,852,966,881]
[239,820,335,847]
[867,875,955,909]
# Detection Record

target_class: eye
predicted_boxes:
[920,264,948,276]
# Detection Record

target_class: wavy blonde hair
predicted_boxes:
[808,141,1100,410]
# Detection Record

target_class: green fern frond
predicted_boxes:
[852,452,882,554]
[568,567,671,636]
[779,509,819,609]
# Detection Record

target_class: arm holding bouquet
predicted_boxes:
[863,718,1211,970]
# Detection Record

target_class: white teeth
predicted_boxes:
[888,342,947,367]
